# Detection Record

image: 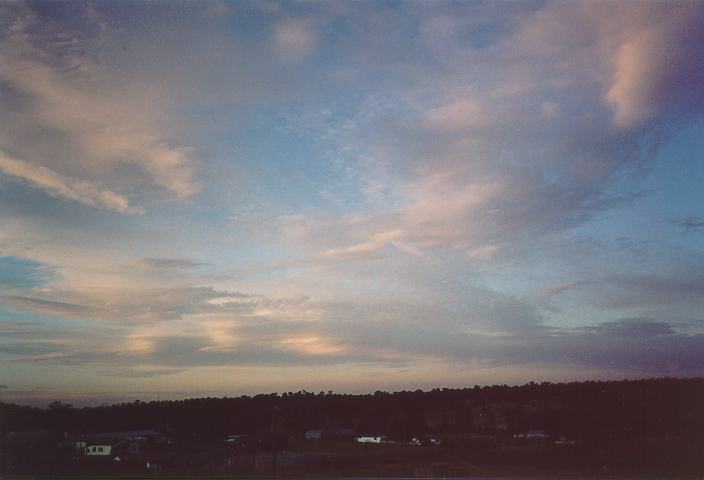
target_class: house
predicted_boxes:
[526,429,549,440]
[6,430,53,445]
[253,452,325,471]
[85,444,112,456]
[81,429,164,444]
[424,409,457,429]
[304,429,323,440]
[554,436,575,446]
[78,430,168,458]
[305,428,356,441]
[224,433,249,446]
[355,435,386,444]
[514,429,549,442]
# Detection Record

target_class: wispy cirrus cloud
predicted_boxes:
[0,151,142,214]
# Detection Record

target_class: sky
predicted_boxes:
[1,0,703,406]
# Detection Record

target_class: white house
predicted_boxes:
[79,429,167,458]
[85,444,112,456]
[355,435,386,444]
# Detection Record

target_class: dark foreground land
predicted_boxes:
[1,378,703,478]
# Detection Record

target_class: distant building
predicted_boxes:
[304,429,323,440]
[77,430,168,458]
[526,429,548,439]
[253,452,325,471]
[224,433,249,446]
[424,409,457,429]
[81,429,164,443]
[355,435,386,444]
[554,436,575,446]
[305,428,355,441]
[6,430,53,445]
[514,429,549,442]
[85,444,112,456]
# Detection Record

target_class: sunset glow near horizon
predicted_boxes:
[1,1,704,406]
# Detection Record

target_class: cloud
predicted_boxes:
[543,280,594,298]
[425,99,493,131]
[2,286,221,323]
[0,279,546,370]
[5,292,702,378]
[99,368,186,378]
[493,318,704,375]
[0,4,202,202]
[540,101,559,118]
[602,272,704,308]
[606,25,670,128]
[0,256,54,290]
[504,1,704,130]
[272,6,689,265]
[679,216,704,233]
[323,230,408,260]
[139,258,204,270]
[0,151,142,214]
[1,1,703,394]
[3,295,98,319]
[275,149,639,266]
[580,318,676,337]
[605,3,704,129]
[273,18,317,61]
